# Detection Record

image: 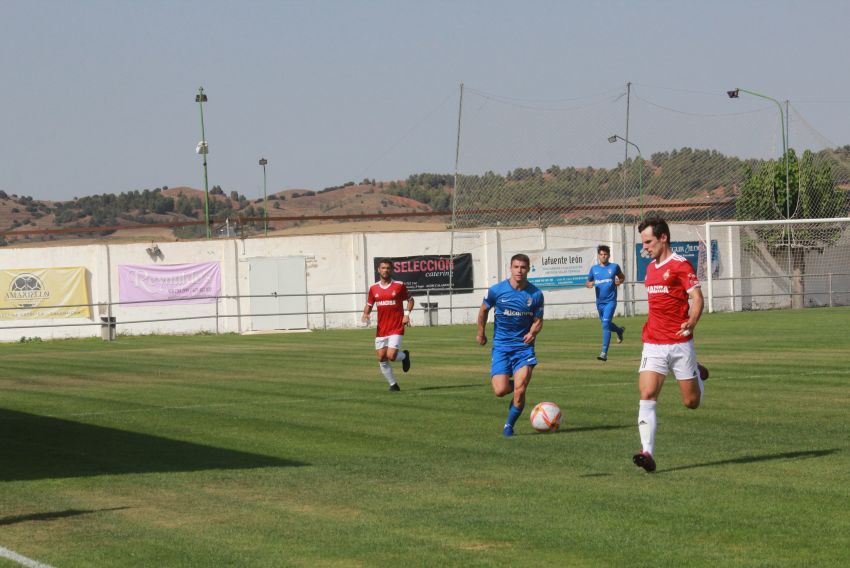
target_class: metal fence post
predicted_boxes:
[215,298,220,334]
[828,273,833,308]
[322,294,327,331]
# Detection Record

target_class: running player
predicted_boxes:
[477,253,545,437]
[585,244,625,361]
[362,258,414,391]
[633,217,709,472]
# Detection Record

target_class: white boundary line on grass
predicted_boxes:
[0,546,55,568]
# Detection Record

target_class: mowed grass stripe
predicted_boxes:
[0,307,848,566]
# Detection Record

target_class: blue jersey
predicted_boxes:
[483,279,544,350]
[588,262,621,305]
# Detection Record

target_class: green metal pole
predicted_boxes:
[638,153,643,221]
[733,88,789,219]
[263,162,268,236]
[197,87,211,238]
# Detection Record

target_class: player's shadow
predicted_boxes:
[0,507,130,526]
[657,449,839,474]
[0,408,306,482]
[517,424,630,436]
[415,383,483,391]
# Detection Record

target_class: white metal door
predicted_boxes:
[248,257,308,330]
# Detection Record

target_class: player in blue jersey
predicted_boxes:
[585,244,625,362]
[477,253,545,437]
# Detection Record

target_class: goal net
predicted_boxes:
[705,218,850,312]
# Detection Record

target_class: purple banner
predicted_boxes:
[118,262,221,306]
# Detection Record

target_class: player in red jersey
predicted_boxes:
[633,217,709,472]
[362,258,414,391]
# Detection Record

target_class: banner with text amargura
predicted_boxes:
[526,248,597,290]
[0,267,91,320]
[119,262,221,306]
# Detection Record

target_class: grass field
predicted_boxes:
[1,307,849,567]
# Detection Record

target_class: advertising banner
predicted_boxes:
[635,240,720,282]
[118,262,221,306]
[373,254,473,295]
[0,267,91,320]
[526,247,598,290]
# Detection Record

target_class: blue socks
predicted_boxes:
[506,402,524,428]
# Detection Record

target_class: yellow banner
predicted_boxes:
[0,267,91,320]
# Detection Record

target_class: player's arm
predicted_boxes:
[403,297,414,326]
[476,303,490,345]
[361,304,373,322]
[678,287,704,337]
[585,269,594,288]
[615,267,626,286]
[523,316,543,345]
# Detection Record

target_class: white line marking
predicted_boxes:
[0,546,56,568]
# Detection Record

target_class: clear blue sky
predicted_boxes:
[2,0,849,201]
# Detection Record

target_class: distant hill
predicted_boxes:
[1,145,848,246]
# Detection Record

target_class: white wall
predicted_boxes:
[0,222,736,341]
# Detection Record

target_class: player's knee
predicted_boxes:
[387,353,398,361]
[493,386,510,397]
[684,396,701,409]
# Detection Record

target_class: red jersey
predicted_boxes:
[367,280,410,337]
[642,254,700,344]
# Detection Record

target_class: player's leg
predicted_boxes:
[609,302,624,343]
[491,374,513,397]
[375,338,399,391]
[386,335,411,373]
[599,303,620,359]
[490,348,514,397]
[671,341,703,409]
[511,362,534,411]
[596,304,609,360]
[634,344,668,472]
[502,349,537,437]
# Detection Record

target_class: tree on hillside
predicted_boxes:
[736,149,846,308]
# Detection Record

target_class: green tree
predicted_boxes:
[736,149,846,308]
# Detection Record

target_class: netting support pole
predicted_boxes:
[449,83,464,325]
[706,222,714,313]
[621,82,633,316]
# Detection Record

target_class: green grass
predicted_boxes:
[1,307,849,567]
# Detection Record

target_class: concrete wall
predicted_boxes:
[4,221,842,342]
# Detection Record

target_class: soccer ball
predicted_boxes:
[530,402,562,433]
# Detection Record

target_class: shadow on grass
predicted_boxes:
[414,383,484,391]
[0,409,307,482]
[0,507,130,526]
[658,449,840,474]
[517,424,630,437]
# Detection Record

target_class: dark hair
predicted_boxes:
[377,258,393,268]
[638,216,670,241]
[597,245,610,254]
[510,253,530,267]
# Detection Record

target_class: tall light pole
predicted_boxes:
[195,87,211,238]
[727,88,790,220]
[608,134,644,220]
[258,157,268,236]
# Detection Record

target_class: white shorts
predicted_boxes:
[375,334,404,351]
[639,340,699,381]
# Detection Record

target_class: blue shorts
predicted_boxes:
[491,345,537,377]
[597,301,617,322]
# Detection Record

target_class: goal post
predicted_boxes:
[706,217,850,313]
